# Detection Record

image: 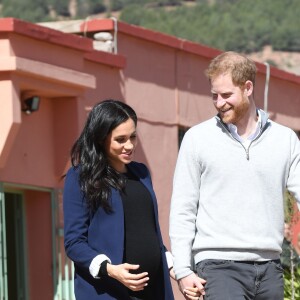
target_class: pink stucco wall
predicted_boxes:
[1,17,300,299]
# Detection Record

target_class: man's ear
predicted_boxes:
[244,80,254,96]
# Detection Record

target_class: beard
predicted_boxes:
[220,95,250,125]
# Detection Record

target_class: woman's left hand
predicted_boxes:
[106,263,149,291]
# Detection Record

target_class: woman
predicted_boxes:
[63,99,175,300]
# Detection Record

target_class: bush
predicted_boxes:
[284,267,300,300]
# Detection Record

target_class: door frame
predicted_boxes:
[2,182,54,300]
[0,182,8,300]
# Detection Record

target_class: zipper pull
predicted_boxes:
[246,149,249,160]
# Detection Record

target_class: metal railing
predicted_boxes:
[52,190,75,300]
[54,253,75,300]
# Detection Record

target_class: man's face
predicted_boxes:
[210,73,251,126]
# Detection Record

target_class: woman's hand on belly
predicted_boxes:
[107,263,149,291]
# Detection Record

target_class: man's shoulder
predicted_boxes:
[183,117,220,142]
[188,117,217,134]
[268,120,298,137]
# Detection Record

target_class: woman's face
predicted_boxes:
[104,118,137,173]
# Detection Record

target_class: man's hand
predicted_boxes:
[107,263,149,291]
[178,273,206,299]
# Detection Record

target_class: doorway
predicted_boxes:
[4,192,28,300]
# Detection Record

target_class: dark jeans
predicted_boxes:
[196,259,284,300]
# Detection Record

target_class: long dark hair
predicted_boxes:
[71,99,137,213]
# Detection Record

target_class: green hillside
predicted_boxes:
[1,0,300,53]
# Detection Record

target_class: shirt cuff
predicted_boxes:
[89,254,111,278]
[165,251,174,269]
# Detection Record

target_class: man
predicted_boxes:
[169,51,300,299]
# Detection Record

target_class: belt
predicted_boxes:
[233,259,280,265]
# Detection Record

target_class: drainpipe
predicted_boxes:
[110,17,118,54]
[83,16,91,37]
[263,62,270,113]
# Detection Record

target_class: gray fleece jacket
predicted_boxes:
[169,109,300,280]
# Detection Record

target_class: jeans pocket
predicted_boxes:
[270,260,284,272]
[197,259,231,273]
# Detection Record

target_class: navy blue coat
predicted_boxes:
[63,161,174,300]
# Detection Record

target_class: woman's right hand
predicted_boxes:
[179,273,206,299]
[106,263,149,291]
[183,287,202,300]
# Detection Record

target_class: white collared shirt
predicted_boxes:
[228,111,262,148]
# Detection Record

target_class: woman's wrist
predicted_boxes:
[106,262,114,278]
[98,260,110,277]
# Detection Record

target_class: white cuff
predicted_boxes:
[89,254,111,278]
[165,251,174,269]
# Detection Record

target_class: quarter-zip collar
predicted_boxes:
[215,109,270,160]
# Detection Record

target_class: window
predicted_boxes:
[178,127,189,149]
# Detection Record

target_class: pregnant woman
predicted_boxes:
[63,99,175,300]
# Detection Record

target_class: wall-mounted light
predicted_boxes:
[22,96,40,115]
